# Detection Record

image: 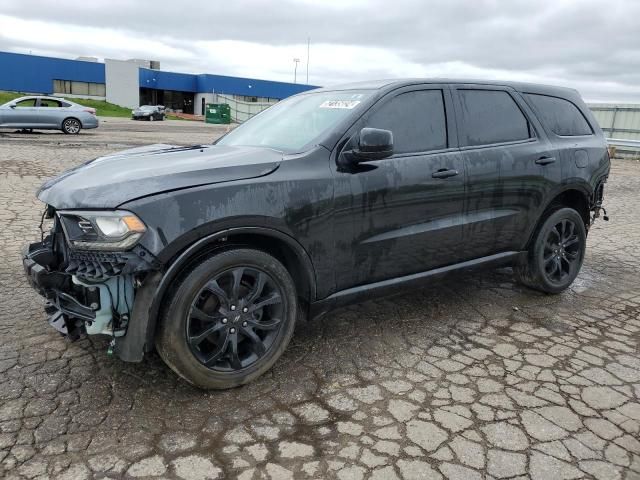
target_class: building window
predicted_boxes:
[236,95,258,102]
[53,79,106,97]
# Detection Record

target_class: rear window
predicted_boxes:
[524,93,592,136]
[458,90,532,147]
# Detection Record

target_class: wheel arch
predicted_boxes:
[525,186,591,250]
[143,226,317,352]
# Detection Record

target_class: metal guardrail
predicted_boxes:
[607,138,640,159]
[592,106,640,113]
[607,138,640,150]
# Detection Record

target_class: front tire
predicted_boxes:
[156,249,298,389]
[514,207,586,294]
[62,118,81,134]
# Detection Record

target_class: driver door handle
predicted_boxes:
[432,168,459,179]
[535,156,556,165]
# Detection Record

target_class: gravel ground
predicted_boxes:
[0,119,639,480]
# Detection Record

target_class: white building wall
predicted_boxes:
[105,59,139,108]
[195,93,215,116]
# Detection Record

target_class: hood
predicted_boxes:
[38,144,282,209]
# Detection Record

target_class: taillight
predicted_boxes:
[84,108,96,115]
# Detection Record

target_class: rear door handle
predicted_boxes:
[432,168,459,179]
[535,156,556,165]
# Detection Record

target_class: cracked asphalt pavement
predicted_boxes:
[1,119,639,480]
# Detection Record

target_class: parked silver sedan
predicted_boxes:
[0,96,99,134]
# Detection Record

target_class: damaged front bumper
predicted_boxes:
[23,240,98,337]
[23,223,161,361]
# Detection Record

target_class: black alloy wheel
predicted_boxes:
[514,207,586,294]
[542,218,581,284]
[186,266,284,371]
[156,248,298,389]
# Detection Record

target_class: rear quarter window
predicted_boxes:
[524,93,592,136]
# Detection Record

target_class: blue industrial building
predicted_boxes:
[0,51,317,114]
[0,51,105,93]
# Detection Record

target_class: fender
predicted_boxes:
[132,226,317,356]
[522,181,592,249]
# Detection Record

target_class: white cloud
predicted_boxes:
[0,15,192,63]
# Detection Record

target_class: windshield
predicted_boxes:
[216,90,372,152]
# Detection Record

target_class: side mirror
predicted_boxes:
[352,128,393,161]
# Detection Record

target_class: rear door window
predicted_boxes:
[457,89,532,147]
[367,90,448,154]
[38,99,63,108]
[524,93,592,136]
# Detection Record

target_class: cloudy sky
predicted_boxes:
[1,0,639,102]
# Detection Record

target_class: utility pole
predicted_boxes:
[293,58,300,84]
[306,37,310,84]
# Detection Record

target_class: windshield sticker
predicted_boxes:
[319,100,361,109]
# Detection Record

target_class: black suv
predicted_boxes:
[23,79,610,389]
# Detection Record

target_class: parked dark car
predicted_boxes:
[23,79,610,389]
[131,105,165,121]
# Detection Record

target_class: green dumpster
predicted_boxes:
[205,103,231,124]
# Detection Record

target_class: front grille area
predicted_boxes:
[65,250,130,279]
[63,246,158,280]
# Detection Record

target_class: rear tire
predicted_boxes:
[156,248,298,389]
[62,117,81,134]
[514,207,586,294]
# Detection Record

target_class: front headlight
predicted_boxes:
[58,210,146,251]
